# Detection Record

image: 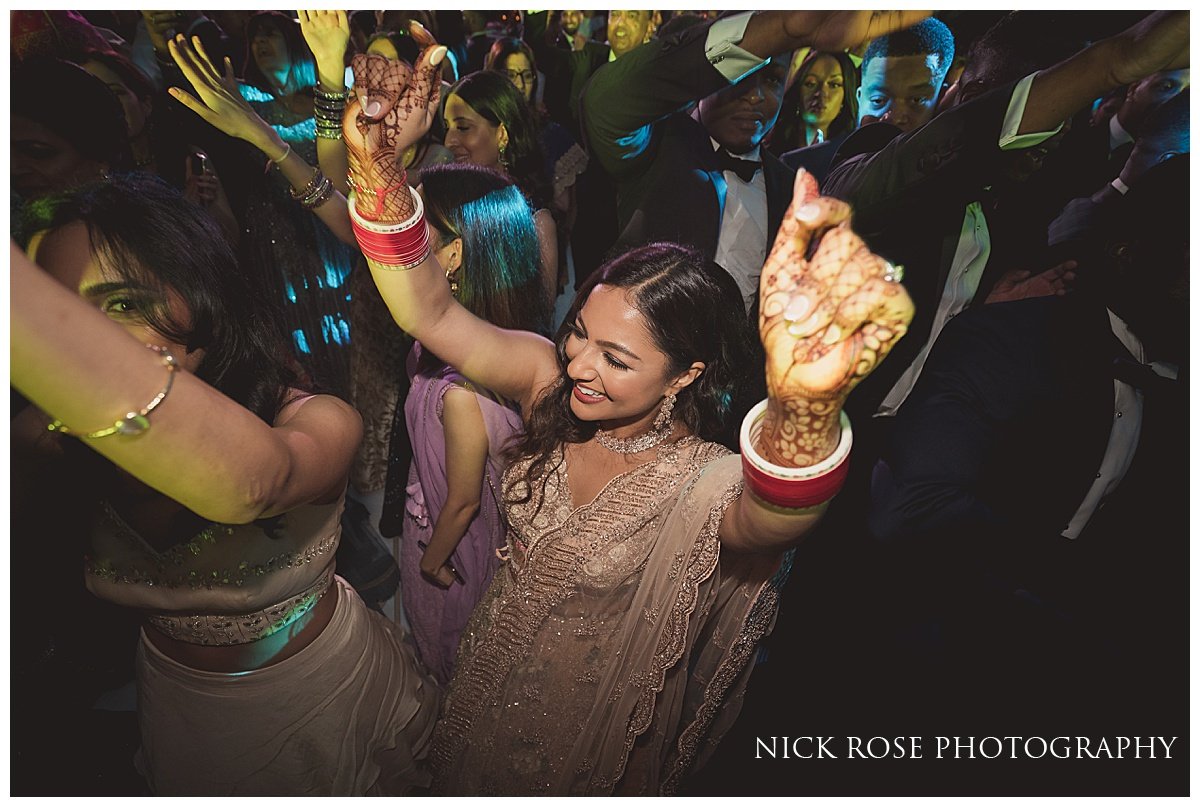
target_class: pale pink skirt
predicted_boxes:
[135,576,439,795]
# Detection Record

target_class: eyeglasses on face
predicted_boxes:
[504,69,535,83]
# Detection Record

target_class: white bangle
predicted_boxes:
[270,143,292,165]
[346,187,423,234]
[739,399,853,481]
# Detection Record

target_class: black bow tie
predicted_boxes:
[715,148,761,182]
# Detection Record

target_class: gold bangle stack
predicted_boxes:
[290,168,334,209]
[314,87,347,141]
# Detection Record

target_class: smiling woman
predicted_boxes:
[344,22,914,793]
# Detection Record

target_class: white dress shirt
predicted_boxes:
[876,73,1064,417]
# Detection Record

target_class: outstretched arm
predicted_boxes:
[344,24,561,414]
[720,170,915,553]
[167,34,356,245]
[1019,11,1188,136]
[10,241,362,525]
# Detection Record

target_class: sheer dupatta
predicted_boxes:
[431,442,785,795]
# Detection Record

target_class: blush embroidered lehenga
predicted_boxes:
[429,438,788,795]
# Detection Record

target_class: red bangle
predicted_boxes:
[739,401,853,510]
[347,187,431,268]
[741,450,850,509]
[351,218,430,265]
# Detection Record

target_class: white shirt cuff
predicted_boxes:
[704,11,768,84]
[1111,176,1131,195]
[999,72,1064,150]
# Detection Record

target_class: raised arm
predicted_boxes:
[1019,11,1188,137]
[10,241,362,525]
[344,24,560,413]
[167,34,356,245]
[720,169,915,553]
[582,10,931,180]
[300,9,353,197]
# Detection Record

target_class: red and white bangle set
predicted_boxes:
[739,400,853,510]
[347,181,431,270]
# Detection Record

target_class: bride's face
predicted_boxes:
[563,284,701,434]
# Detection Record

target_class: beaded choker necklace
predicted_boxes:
[594,391,677,454]
[594,422,672,454]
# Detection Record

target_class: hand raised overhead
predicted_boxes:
[343,21,446,221]
[758,170,914,466]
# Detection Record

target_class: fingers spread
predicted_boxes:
[167,87,212,122]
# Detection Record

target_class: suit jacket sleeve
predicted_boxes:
[581,23,733,180]
[823,80,1024,234]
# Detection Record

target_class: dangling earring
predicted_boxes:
[446,269,460,297]
[652,391,676,431]
[498,143,509,172]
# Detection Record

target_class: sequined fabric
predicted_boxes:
[85,497,342,618]
[145,567,334,646]
[240,88,358,400]
[430,442,783,795]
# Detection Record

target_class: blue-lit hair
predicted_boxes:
[420,162,551,337]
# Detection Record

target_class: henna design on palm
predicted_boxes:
[757,170,914,466]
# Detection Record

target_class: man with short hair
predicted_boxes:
[856,17,955,131]
[820,12,1188,421]
[606,9,659,60]
[582,14,795,313]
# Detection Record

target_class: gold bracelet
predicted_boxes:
[48,345,179,438]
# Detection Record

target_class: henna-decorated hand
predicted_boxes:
[344,21,446,222]
[299,10,351,90]
[758,170,914,467]
[167,35,277,151]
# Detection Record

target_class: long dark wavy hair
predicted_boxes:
[21,173,307,424]
[447,70,551,211]
[420,163,551,339]
[504,242,755,508]
[771,50,859,152]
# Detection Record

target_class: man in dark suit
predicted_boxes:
[821,11,1188,423]
[523,9,613,137]
[866,147,1188,735]
[581,11,798,313]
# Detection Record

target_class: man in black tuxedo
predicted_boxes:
[581,11,799,313]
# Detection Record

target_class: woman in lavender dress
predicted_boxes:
[399,163,551,684]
